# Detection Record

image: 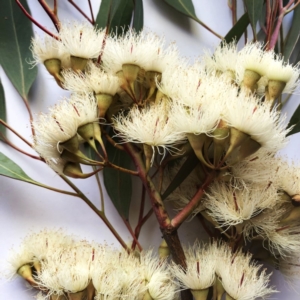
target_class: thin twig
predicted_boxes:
[106,161,138,176]
[15,0,59,39]
[87,0,95,24]
[0,119,33,147]
[102,130,125,151]
[67,0,93,24]
[60,175,130,251]
[0,137,42,161]
[38,0,61,31]
[171,171,216,229]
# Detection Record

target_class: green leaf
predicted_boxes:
[162,0,198,21]
[283,4,300,62]
[244,0,264,39]
[132,0,143,33]
[286,104,300,136]
[0,152,39,184]
[95,0,134,35]
[0,80,6,139]
[103,142,132,219]
[162,152,199,200]
[0,0,37,99]
[223,13,250,44]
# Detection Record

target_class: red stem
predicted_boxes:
[15,0,59,39]
[171,171,215,228]
[87,0,95,24]
[37,0,60,31]
[67,0,93,24]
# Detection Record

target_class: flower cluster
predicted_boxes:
[7,230,177,300]
[28,20,300,300]
[7,230,277,300]
[31,22,298,174]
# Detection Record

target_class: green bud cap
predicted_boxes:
[187,133,214,168]
[225,127,250,161]
[145,71,161,100]
[77,123,97,151]
[121,63,141,98]
[60,135,79,153]
[70,56,88,72]
[17,264,36,285]
[44,58,62,77]
[122,63,141,83]
[158,239,170,259]
[95,93,113,118]
[63,162,101,179]
[61,149,98,165]
[191,289,209,300]
[242,69,261,92]
[230,137,261,165]
[266,80,286,102]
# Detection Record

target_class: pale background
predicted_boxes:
[0,0,300,299]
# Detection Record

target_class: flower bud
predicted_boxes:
[158,239,170,259]
[191,288,209,300]
[70,56,88,72]
[242,69,261,92]
[265,80,286,103]
[95,94,113,118]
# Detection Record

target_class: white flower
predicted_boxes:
[59,21,105,59]
[102,30,179,74]
[222,89,289,152]
[113,101,185,157]
[265,55,300,94]
[33,93,98,172]
[139,250,177,300]
[204,181,279,227]
[159,62,206,103]
[267,225,300,257]
[230,150,279,187]
[172,242,216,291]
[276,159,300,196]
[30,34,68,66]
[235,42,274,84]
[218,249,276,300]
[202,41,238,80]
[171,100,222,136]
[63,62,120,95]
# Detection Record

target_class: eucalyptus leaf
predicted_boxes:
[0,0,37,99]
[162,152,199,200]
[95,0,134,35]
[103,141,132,219]
[0,152,39,185]
[283,4,300,62]
[133,0,143,33]
[286,104,300,136]
[0,80,6,139]
[162,0,198,21]
[223,13,250,44]
[244,0,264,39]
